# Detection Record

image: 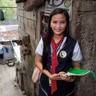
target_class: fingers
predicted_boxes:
[59,73,68,80]
[59,72,76,82]
[50,73,60,80]
[50,73,76,82]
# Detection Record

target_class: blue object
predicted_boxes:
[0,49,3,54]
[5,47,9,53]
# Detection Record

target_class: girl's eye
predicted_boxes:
[60,21,66,24]
[52,21,57,23]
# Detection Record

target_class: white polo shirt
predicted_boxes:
[35,37,83,62]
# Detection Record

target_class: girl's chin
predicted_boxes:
[54,33,64,36]
[54,32,63,34]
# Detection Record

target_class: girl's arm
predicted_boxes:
[35,54,60,80]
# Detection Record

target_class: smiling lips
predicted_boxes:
[54,29,62,32]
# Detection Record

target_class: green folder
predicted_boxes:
[67,68,90,76]
[67,68,96,80]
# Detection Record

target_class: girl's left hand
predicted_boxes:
[59,72,76,82]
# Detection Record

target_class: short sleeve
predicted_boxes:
[72,42,83,62]
[35,38,43,56]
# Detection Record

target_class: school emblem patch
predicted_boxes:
[59,51,67,58]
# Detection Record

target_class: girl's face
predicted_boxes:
[50,13,67,36]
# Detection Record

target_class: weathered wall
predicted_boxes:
[71,0,96,96]
[16,0,96,96]
[16,1,46,95]
[16,3,38,96]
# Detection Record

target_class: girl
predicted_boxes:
[35,8,82,96]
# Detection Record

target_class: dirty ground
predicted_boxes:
[0,64,26,96]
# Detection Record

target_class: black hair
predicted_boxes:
[42,8,70,68]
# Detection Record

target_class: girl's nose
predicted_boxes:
[56,23,61,28]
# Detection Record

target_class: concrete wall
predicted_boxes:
[16,2,45,96]
[71,0,96,96]
[16,3,37,96]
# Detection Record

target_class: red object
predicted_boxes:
[51,35,64,94]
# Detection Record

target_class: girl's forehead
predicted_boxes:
[51,14,66,20]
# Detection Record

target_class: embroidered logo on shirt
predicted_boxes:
[59,50,67,58]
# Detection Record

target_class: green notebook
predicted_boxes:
[67,68,90,76]
[66,68,96,80]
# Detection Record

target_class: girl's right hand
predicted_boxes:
[59,72,76,82]
[49,73,61,80]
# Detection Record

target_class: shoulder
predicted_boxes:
[35,37,44,56]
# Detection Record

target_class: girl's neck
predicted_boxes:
[53,34,64,43]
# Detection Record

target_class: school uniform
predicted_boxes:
[35,36,82,96]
